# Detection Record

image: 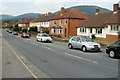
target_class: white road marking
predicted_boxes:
[3,38,38,79]
[65,53,98,64]
[43,46,55,51]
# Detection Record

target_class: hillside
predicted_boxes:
[0,14,15,21]
[1,5,110,22]
[12,13,41,21]
[69,5,110,16]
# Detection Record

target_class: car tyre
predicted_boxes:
[82,46,87,52]
[68,44,73,49]
[109,50,116,58]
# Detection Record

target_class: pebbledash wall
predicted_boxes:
[77,24,120,40]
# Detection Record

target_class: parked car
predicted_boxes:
[8,30,12,33]
[13,31,18,35]
[106,40,120,58]
[21,33,30,38]
[36,33,52,42]
[68,36,101,52]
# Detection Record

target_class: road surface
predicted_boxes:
[2,29,119,79]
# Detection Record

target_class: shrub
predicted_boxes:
[42,28,49,34]
[91,34,96,40]
[29,27,37,32]
[22,28,27,33]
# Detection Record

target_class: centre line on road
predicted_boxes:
[65,53,98,64]
[3,38,38,79]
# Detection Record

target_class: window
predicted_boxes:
[90,28,92,33]
[72,36,77,41]
[64,19,67,24]
[79,28,86,33]
[59,19,62,25]
[114,40,120,45]
[96,29,102,34]
[51,28,54,33]
[111,25,119,31]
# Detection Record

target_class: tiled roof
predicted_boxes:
[31,14,53,22]
[18,18,34,24]
[77,12,113,28]
[105,10,120,24]
[50,8,87,20]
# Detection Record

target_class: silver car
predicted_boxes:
[68,36,101,52]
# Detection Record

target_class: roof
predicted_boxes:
[50,8,87,20]
[31,14,53,22]
[18,18,34,24]
[77,9,120,28]
[105,10,120,24]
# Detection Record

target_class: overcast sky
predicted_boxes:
[0,0,120,16]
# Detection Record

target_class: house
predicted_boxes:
[18,18,34,30]
[49,7,87,38]
[30,12,53,32]
[77,3,120,40]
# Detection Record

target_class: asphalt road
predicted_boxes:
[1,30,35,78]
[2,29,119,79]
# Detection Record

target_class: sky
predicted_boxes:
[0,0,120,16]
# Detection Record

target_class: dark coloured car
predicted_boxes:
[21,33,30,38]
[106,40,120,58]
[13,32,18,35]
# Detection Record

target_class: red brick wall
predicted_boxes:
[49,19,84,38]
[69,19,81,37]
[96,35,119,41]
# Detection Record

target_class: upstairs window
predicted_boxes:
[59,19,62,25]
[64,19,68,24]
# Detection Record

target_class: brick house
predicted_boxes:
[18,18,34,30]
[30,12,53,32]
[49,7,87,38]
[77,3,120,41]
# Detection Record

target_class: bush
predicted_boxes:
[22,28,27,33]
[91,34,96,40]
[42,28,49,34]
[29,27,37,32]
[13,27,19,31]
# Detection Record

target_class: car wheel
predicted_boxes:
[68,44,73,49]
[82,46,87,52]
[109,50,116,58]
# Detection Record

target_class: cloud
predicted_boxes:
[0,3,8,14]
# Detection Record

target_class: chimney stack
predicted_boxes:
[95,8,99,15]
[48,12,52,15]
[113,4,119,12]
[61,7,65,15]
[96,8,99,13]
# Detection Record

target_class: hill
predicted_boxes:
[0,14,15,21]
[12,13,41,21]
[69,5,110,16]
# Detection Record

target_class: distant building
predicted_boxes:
[30,12,53,32]
[77,3,120,40]
[49,7,87,38]
[18,18,34,29]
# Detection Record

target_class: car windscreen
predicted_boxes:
[81,36,92,42]
[42,34,49,37]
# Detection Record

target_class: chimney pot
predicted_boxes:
[96,8,99,13]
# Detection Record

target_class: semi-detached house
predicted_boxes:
[30,12,53,32]
[49,7,87,38]
[18,18,34,29]
[77,3,120,40]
